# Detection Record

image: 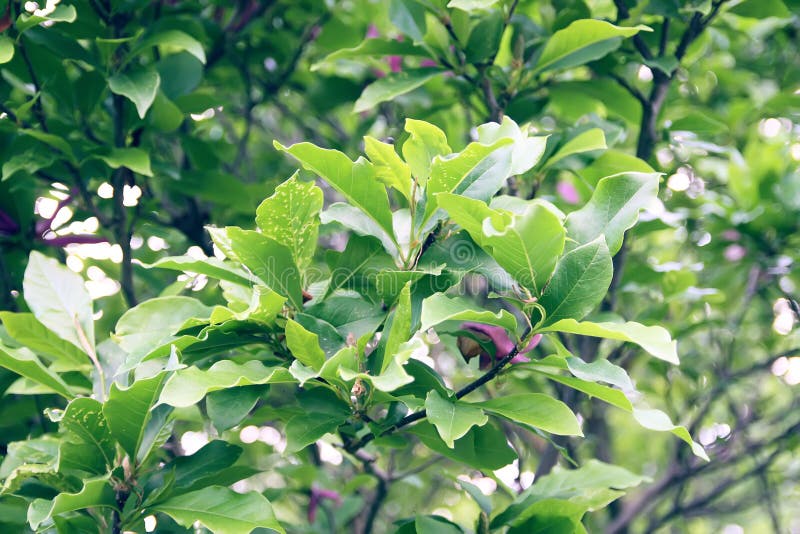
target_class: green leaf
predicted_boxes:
[20,129,76,161]
[380,282,413,373]
[535,20,652,73]
[492,460,649,529]
[354,68,444,113]
[425,390,489,447]
[283,388,351,452]
[27,477,116,530]
[389,0,428,42]
[409,421,517,470]
[274,141,395,240]
[530,357,708,460]
[537,237,613,327]
[541,319,679,364]
[420,292,517,332]
[108,67,161,119]
[0,36,14,64]
[23,251,94,352]
[546,128,607,167]
[425,140,515,221]
[207,387,263,433]
[285,319,326,371]
[472,394,583,436]
[437,194,566,294]
[147,256,254,286]
[103,373,167,459]
[15,4,77,32]
[316,38,430,69]
[476,116,549,176]
[465,11,504,63]
[730,0,791,18]
[0,344,74,399]
[114,296,211,361]
[564,172,660,254]
[403,118,452,184]
[159,361,293,408]
[171,440,243,491]
[58,398,116,474]
[94,147,153,176]
[255,174,323,270]
[222,227,304,309]
[152,486,284,534]
[364,136,413,202]
[577,150,654,186]
[0,312,88,371]
[134,30,206,63]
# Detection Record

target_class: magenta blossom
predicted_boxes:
[366,24,380,39]
[460,322,542,369]
[308,485,343,524]
[557,180,580,204]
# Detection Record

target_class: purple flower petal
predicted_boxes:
[557,180,580,204]
[308,486,342,524]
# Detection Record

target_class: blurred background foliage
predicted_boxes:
[0,0,799,532]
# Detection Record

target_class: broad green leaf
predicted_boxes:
[546,128,607,167]
[424,140,514,221]
[402,118,452,184]
[114,296,211,361]
[535,20,652,73]
[108,67,161,118]
[223,228,304,309]
[530,358,708,460]
[465,10,504,63]
[492,460,649,529]
[58,398,115,474]
[565,172,660,254]
[364,136,413,202]
[285,319,326,370]
[147,256,253,286]
[541,319,679,364]
[472,394,583,436]
[23,251,94,351]
[315,38,429,69]
[577,150,654,186]
[412,515,464,534]
[632,408,708,460]
[283,388,351,452]
[380,282,412,373]
[255,174,323,270]
[437,194,566,294]
[171,440,243,491]
[152,486,284,534]
[420,292,517,332]
[103,373,166,459]
[321,202,399,257]
[274,141,395,240]
[389,0,427,42]
[409,421,517,470]
[537,237,612,327]
[15,4,77,32]
[20,129,76,161]
[0,36,13,64]
[94,147,153,176]
[0,312,88,371]
[137,404,174,464]
[426,390,489,447]
[354,68,444,113]
[207,387,263,433]
[134,30,206,63]
[476,117,549,176]
[730,0,791,18]
[210,285,286,326]
[159,361,293,408]
[27,478,115,530]
[0,345,74,399]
